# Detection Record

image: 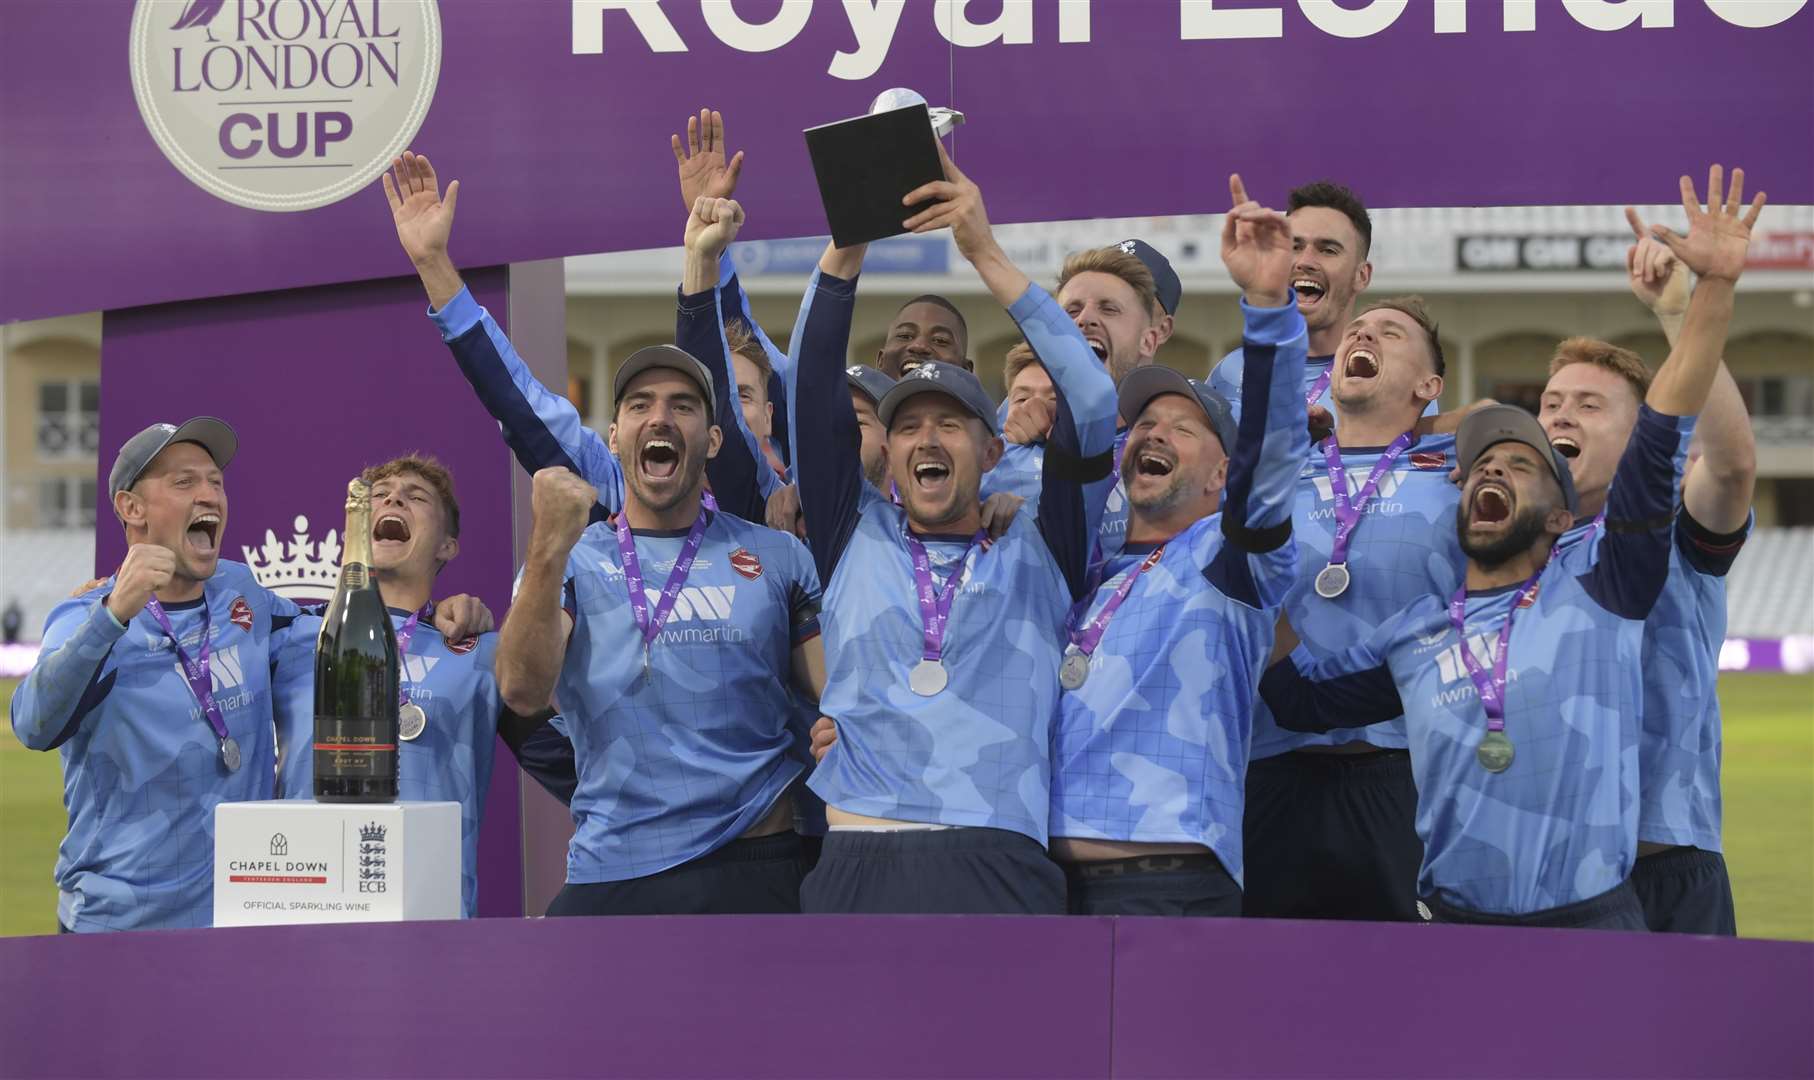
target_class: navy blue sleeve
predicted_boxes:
[434,288,622,524]
[785,269,867,586]
[1676,507,1750,578]
[1259,649,1402,732]
[1579,405,1694,620]
[677,286,770,525]
[717,268,793,467]
[498,714,577,807]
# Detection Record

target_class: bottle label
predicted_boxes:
[313,714,399,779]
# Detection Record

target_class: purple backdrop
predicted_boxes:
[1,916,1807,1078]
[98,269,525,917]
[4,0,1812,322]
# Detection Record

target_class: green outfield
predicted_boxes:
[1,674,1810,938]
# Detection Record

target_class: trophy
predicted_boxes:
[868,88,965,137]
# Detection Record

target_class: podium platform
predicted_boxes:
[213,801,460,927]
[2,915,1808,1078]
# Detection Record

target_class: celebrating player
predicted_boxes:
[1260,167,1764,929]
[1047,176,1309,916]
[785,139,1117,914]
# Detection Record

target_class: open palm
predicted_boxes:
[1649,165,1765,283]
[382,151,458,263]
[673,109,744,212]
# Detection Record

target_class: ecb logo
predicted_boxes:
[129,0,442,213]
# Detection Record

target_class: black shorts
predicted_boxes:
[1242,749,1422,921]
[1062,853,1241,917]
[801,827,1066,915]
[1423,879,1647,931]
[546,831,808,916]
[1632,846,1737,936]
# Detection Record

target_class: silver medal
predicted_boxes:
[1476,731,1515,773]
[1314,562,1351,599]
[399,702,427,742]
[909,659,949,697]
[219,735,242,773]
[1059,649,1090,691]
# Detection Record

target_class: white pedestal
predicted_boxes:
[213,801,460,927]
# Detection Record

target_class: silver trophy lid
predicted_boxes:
[869,87,964,138]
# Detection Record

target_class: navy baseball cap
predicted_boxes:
[1116,366,1238,455]
[108,417,237,503]
[845,364,896,406]
[1455,404,1579,515]
[1118,238,1181,316]
[613,344,716,422]
[877,362,999,435]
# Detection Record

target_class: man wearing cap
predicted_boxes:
[494,313,828,913]
[1539,209,1761,935]
[1259,167,1761,928]
[11,418,302,932]
[1048,178,1308,916]
[782,140,1116,914]
[1241,295,1465,922]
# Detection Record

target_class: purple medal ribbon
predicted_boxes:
[145,596,235,770]
[394,606,426,708]
[1321,430,1416,568]
[1446,572,1544,732]
[614,507,711,678]
[903,526,988,665]
[1305,366,1333,409]
[1068,545,1166,658]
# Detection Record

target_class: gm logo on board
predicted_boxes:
[129,0,441,213]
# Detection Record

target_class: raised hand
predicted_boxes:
[1624,209,1689,318]
[1646,165,1765,284]
[529,467,598,556]
[765,482,805,539]
[684,196,745,261]
[106,543,176,624]
[1002,396,1055,446]
[382,151,459,266]
[902,139,995,262]
[673,108,744,213]
[1220,174,1293,308]
[980,492,1026,540]
[432,594,494,639]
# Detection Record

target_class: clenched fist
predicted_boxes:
[530,468,598,555]
[107,543,176,624]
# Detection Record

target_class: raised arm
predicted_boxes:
[1626,221,1757,535]
[905,140,1116,598]
[1579,168,1761,620]
[786,246,870,586]
[676,195,781,522]
[1217,175,1309,551]
[385,152,624,516]
[496,469,591,716]
[1638,167,1763,419]
[9,595,125,752]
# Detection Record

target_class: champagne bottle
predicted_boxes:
[313,478,400,802]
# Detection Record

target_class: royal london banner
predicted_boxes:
[2,0,1811,323]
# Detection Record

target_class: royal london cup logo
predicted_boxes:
[129,0,442,213]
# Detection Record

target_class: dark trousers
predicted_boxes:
[1062,853,1241,917]
[546,831,808,916]
[1424,879,1648,931]
[1242,749,1422,921]
[1632,846,1737,936]
[802,828,1066,915]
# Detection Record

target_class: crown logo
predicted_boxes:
[358,823,387,844]
[243,514,342,602]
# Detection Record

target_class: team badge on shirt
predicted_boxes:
[1410,451,1448,470]
[229,596,254,632]
[730,548,763,581]
[447,635,479,655]
[1517,583,1541,608]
